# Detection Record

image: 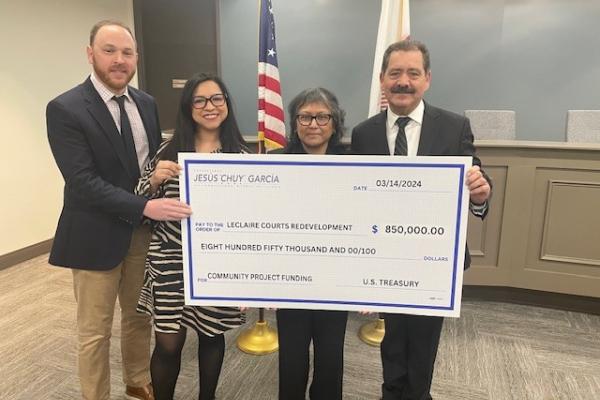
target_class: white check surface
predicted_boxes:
[179,154,471,317]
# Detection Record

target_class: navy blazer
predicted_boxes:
[351,103,489,269]
[47,77,161,270]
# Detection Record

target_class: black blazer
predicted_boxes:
[46,77,161,270]
[351,103,489,269]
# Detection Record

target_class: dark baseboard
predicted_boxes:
[0,239,53,271]
[463,285,600,316]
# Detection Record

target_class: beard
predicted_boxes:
[92,59,135,93]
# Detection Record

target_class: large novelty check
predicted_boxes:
[180,154,471,317]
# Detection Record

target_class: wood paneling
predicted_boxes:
[540,180,600,266]
[464,141,600,298]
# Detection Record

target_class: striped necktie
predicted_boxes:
[394,116,411,156]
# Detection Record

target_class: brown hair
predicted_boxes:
[89,20,135,46]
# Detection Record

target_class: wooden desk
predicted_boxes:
[466,140,600,298]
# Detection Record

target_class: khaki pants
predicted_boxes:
[72,226,152,400]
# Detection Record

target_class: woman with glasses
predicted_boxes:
[274,87,348,400]
[135,72,247,400]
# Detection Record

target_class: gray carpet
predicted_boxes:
[0,255,599,399]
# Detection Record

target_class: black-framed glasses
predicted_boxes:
[296,114,332,126]
[192,93,227,109]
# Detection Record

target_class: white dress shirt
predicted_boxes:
[385,100,425,156]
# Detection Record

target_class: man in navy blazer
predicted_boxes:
[352,40,491,400]
[47,20,190,400]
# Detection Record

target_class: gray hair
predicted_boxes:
[381,39,430,74]
[287,87,346,147]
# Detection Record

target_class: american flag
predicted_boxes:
[258,0,286,152]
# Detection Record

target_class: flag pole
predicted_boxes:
[257,0,266,156]
[236,308,278,355]
[236,0,279,355]
[358,313,386,346]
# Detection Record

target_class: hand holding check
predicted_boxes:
[466,165,491,205]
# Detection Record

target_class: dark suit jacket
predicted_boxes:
[46,77,161,270]
[351,103,489,269]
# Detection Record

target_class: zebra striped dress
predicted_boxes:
[135,140,245,335]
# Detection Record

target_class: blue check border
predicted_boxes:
[183,159,466,312]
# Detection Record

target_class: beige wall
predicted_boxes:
[0,0,135,256]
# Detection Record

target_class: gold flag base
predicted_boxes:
[236,320,279,355]
[358,317,385,346]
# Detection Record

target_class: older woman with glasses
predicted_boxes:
[135,73,248,400]
[274,87,348,400]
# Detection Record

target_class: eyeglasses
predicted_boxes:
[296,114,332,126]
[192,93,227,109]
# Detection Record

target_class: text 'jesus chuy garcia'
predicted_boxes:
[193,173,280,184]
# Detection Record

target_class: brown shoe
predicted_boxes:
[125,383,154,400]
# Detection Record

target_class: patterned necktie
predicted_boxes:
[394,117,411,156]
[113,96,140,179]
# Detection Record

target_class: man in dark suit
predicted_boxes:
[351,40,491,400]
[46,20,191,400]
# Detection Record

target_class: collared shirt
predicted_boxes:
[385,100,425,156]
[90,73,150,172]
[385,100,487,215]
